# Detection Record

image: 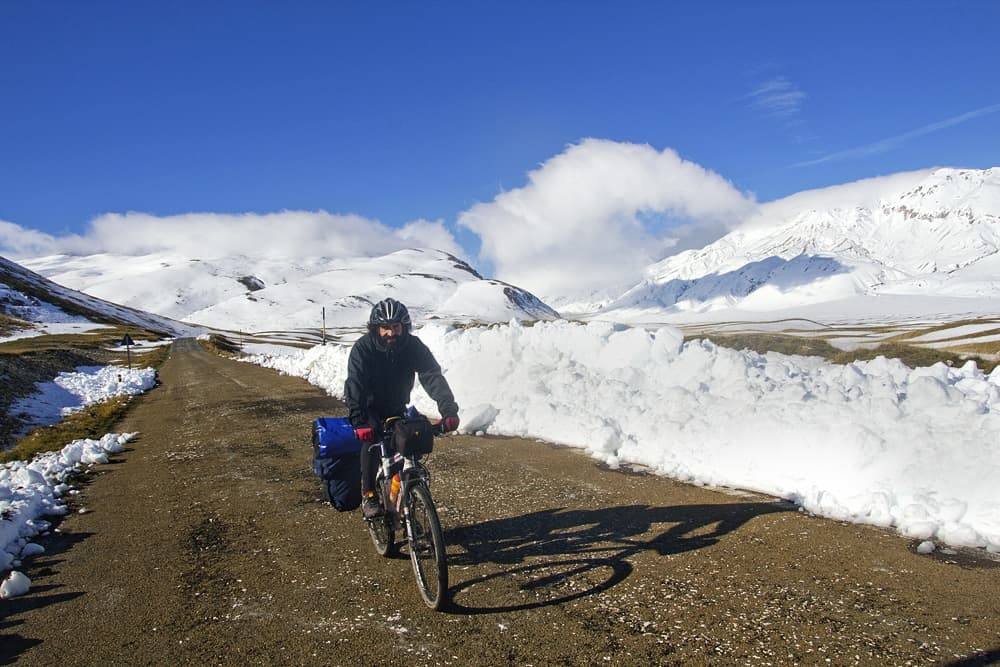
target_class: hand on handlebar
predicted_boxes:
[355,427,376,444]
[441,416,459,433]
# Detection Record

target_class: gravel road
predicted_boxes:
[2,338,998,666]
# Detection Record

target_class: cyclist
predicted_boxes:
[345,298,460,518]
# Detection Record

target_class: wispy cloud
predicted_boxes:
[792,102,1000,168]
[748,76,808,120]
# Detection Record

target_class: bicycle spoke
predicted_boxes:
[406,484,448,609]
[367,492,396,557]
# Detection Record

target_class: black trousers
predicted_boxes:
[361,440,381,494]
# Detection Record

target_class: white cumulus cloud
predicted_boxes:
[457,139,756,301]
[1,211,465,261]
[4,140,757,303]
[0,220,62,257]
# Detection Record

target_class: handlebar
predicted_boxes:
[365,419,448,456]
[379,417,450,436]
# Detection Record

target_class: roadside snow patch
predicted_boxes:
[0,433,138,582]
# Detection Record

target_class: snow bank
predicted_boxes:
[10,365,158,438]
[248,321,1000,552]
[0,433,138,594]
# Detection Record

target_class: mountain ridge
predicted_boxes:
[595,167,1000,321]
[0,255,197,338]
[16,248,559,332]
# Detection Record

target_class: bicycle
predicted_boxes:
[365,411,449,610]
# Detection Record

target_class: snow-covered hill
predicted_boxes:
[0,255,196,338]
[12,167,1000,332]
[20,248,558,332]
[598,167,1000,322]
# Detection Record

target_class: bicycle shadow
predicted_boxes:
[943,648,1000,667]
[443,501,792,615]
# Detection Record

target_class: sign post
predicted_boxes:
[121,333,135,369]
[322,307,326,345]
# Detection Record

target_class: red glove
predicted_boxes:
[355,427,375,444]
[442,416,460,433]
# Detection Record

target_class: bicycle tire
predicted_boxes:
[405,483,448,610]
[367,491,396,557]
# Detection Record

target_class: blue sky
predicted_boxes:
[1,1,998,276]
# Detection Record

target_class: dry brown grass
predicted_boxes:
[0,313,32,337]
[946,340,1000,360]
[695,333,842,360]
[887,317,1000,342]
[199,333,243,356]
[694,332,998,373]
[0,395,135,464]
[0,326,161,355]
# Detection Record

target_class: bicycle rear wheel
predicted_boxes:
[367,491,396,557]
[405,483,448,609]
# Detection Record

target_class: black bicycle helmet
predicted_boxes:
[368,298,412,335]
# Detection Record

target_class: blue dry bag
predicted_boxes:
[311,417,363,512]
[312,417,362,457]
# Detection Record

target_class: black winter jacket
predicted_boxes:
[344,332,459,430]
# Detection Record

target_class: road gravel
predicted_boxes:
[2,338,998,666]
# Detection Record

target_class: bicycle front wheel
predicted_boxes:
[405,483,448,610]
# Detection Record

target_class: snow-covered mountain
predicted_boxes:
[11,167,1000,332]
[19,248,559,332]
[0,255,196,337]
[598,167,1000,322]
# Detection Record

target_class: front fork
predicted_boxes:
[398,461,424,541]
[377,444,424,540]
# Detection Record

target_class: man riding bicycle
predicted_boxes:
[345,298,459,519]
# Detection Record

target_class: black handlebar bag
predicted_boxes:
[392,415,434,456]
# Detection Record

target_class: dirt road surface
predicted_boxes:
[2,338,999,666]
